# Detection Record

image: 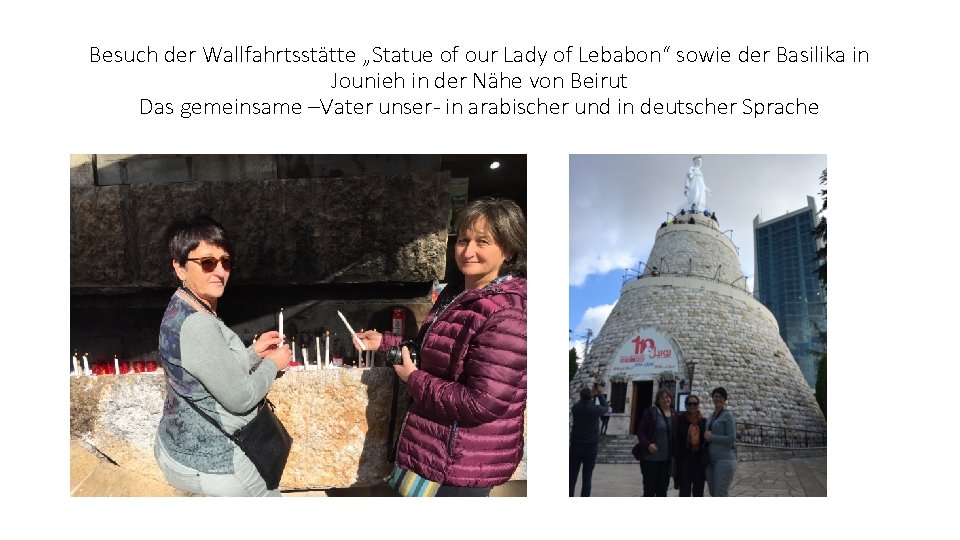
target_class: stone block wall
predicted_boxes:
[572,211,824,436]
[645,221,745,286]
[70,168,451,288]
[70,154,454,371]
[70,369,527,491]
[572,277,825,433]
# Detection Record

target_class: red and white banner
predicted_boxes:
[607,327,679,378]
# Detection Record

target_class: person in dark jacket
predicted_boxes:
[570,385,608,496]
[357,197,527,496]
[597,391,611,435]
[673,394,708,496]
[636,387,675,496]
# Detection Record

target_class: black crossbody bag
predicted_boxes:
[174,388,292,491]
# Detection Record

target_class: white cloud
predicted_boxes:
[569,250,637,287]
[570,155,826,286]
[575,303,615,337]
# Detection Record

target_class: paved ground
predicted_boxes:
[71,439,525,496]
[571,456,826,497]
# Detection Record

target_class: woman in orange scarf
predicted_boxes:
[673,394,708,496]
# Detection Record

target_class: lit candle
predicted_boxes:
[278,308,284,344]
[82,353,90,376]
[114,354,120,376]
[316,336,321,369]
[72,353,80,376]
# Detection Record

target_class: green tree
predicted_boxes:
[569,347,579,381]
[813,169,827,291]
[813,168,827,418]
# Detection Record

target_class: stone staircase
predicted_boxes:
[597,435,640,464]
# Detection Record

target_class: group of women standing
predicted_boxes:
[153,197,527,497]
[636,387,737,497]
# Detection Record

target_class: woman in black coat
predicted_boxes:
[636,388,675,497]
[673,394,708,496]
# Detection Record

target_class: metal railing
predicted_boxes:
[622,266,752,295]
[736,422,826,448]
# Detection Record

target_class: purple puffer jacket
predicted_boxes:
[381,276,527,487]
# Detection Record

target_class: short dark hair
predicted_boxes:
[165,215,234,266]
[455,197,526,276]
[711,387,728,400]
[580,387,593,400]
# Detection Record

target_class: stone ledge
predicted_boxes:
[70,369,526,493]
[70,439,190,497]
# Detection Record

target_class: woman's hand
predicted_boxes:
[264,344,292,371]
[252,331,283,357]
[393,345,418,382]
[647,443,658,454]
[354,330,383,352]
[704,430,713,442]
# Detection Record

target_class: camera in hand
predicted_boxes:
[386,340,419,366]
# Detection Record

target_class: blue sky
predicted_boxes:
[569,154,827,356]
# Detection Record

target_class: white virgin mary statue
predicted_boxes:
[684,155,711,212]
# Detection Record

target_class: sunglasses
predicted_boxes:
[187,255,233,272]
[686,402,700,407]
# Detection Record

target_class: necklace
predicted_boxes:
[179,286,219,319]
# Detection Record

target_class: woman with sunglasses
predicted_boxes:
[704,386,737,497]
[356,198,527,496]
[154,215,292,496]
[673,394,708,496]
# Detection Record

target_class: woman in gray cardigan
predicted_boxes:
[704,386,737,496]
[154,216,292,496]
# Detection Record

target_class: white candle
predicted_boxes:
[72,353,80,376]
[278,308,284,343]
[114,354,120,376]
[325,333,330,367]
[337,311,366,351]
[82,353,90,375]
[302,346,308,370]
[292,337,297,364]
[316,336,321,369]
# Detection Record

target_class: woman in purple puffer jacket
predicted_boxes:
[357,197,527,497]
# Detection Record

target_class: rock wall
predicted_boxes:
[70,153,455,371]
[70,369,527,491]
[70,162,451,288]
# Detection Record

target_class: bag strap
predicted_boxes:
[165,367,264,444]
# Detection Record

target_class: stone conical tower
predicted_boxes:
[570,163,825,436]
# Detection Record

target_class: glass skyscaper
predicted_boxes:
[753,196,826,388]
